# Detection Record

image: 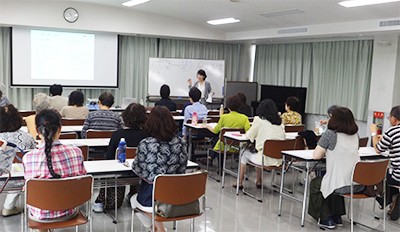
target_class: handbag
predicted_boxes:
[156,199,200,218]
[363,181,384,197]
[246,142,257,153]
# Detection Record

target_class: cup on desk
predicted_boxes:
[202,118,207,127]
[314,121,324,135]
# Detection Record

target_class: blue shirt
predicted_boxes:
[182,102,208,136]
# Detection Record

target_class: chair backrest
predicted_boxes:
[263,139,297,159]
[153,171,208,205]
[359,137,369,147]
[352,159,389,186]
[170,111,180,116]
[207,111,219,116]
[219,128,246,151]
[25,175,93,211]
[78,145,89,161]
[19,110,35,118]
[61,118,85,126]
[86,130,114,138]
[284,125,305,133]
[115,147,137,159]
[13,151,24,163]
[294,136,306,150]
[59,132,78,139]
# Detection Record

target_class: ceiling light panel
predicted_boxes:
[122,0,151,7]
[207,18,240,25]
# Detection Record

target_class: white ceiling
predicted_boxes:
[77,0,400,33]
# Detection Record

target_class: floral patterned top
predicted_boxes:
[132,136,188,207]
[281,111,302,125]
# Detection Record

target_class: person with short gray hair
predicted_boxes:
[25,93,51,138]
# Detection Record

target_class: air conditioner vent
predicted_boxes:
[277,27,308,34]
[379,20,400,27]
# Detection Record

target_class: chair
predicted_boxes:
[359,137,369,147]
[341,159,389,232]
[61,118,85,126]
[284,125,305,133]
[86,129,115,138]
[13,151,24,163]
[59,132,79,139]
[0,170,11,194]
[24,175,93,232]
[78,145,89,161]
[18,110,35,118]
[131,171,208,232]
[243,139,296,202]
[115,147,137,159]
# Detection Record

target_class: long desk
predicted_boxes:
[21,125,83,133]
[1,159,199,223]
[184,122,217,160]
[222,132,250,194]
[278,147,383,227]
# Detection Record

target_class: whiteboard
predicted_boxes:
[148,58,225,98]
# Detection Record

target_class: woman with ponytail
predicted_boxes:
[23,109,86,228]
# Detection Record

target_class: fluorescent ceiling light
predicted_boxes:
[339,0,400,7]
[207,18,240,25]
[122,0,151,7]
[260,9,303,17]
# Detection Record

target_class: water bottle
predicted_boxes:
[117,138,126,163]
[140,99,144,106]
[219,104,224,116]
[192,112,198,125]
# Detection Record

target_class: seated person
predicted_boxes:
[0,104,36,217]
[308,107,361,229]
[60,90,89,119]
[93,103,148,213]
[207,95,251,167]
[182,87,208,137]
[130,106,188,232]
[23,109,86,231]
[236,92,252,117]
[49,84,68,112]
[155,84,176,112]
[0,89,10,107]
[370,105,400,221]
[236,99,285,189]
[81,92,122,138]
[25,93,51,138]
[281,96,302,125]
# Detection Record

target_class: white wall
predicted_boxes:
[0,0,225,41]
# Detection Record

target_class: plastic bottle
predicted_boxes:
[140,99,144,106]
[117,138,126,163]
[219,104,224,116]
[192,112,198,125]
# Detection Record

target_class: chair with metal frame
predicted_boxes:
[341,159,389,232]
[284,125,305,133]
[115,147,137,159]
[61,118,85,126]
[359,137,369,147]
[243,139,296,202]
[86,129,115,139]
[131,171,208,232]
[59,132,79,139]
[24,175,94,232]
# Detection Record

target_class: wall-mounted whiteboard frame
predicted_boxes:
[148,58,225,98]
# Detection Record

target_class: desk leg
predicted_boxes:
[221,137,227,188]
[278,155,286,216]
[188,128,193,161]
[300,162,310,227]
[236,145,243,195]
[114,177,118,224]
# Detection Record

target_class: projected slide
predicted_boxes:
[11,27,118,88]
[31,30,95,80]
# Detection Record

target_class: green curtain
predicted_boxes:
[158,39,244,81]
[254,40,373,120]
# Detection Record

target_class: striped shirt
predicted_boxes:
[81,110,122,138]
[23,141,87,220]
[377,125,400,181]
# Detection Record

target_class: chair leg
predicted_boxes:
[173,221,177,230]
[260,168,264,203]
[131,210,134,232]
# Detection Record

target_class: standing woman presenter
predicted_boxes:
[187,69,212,105]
